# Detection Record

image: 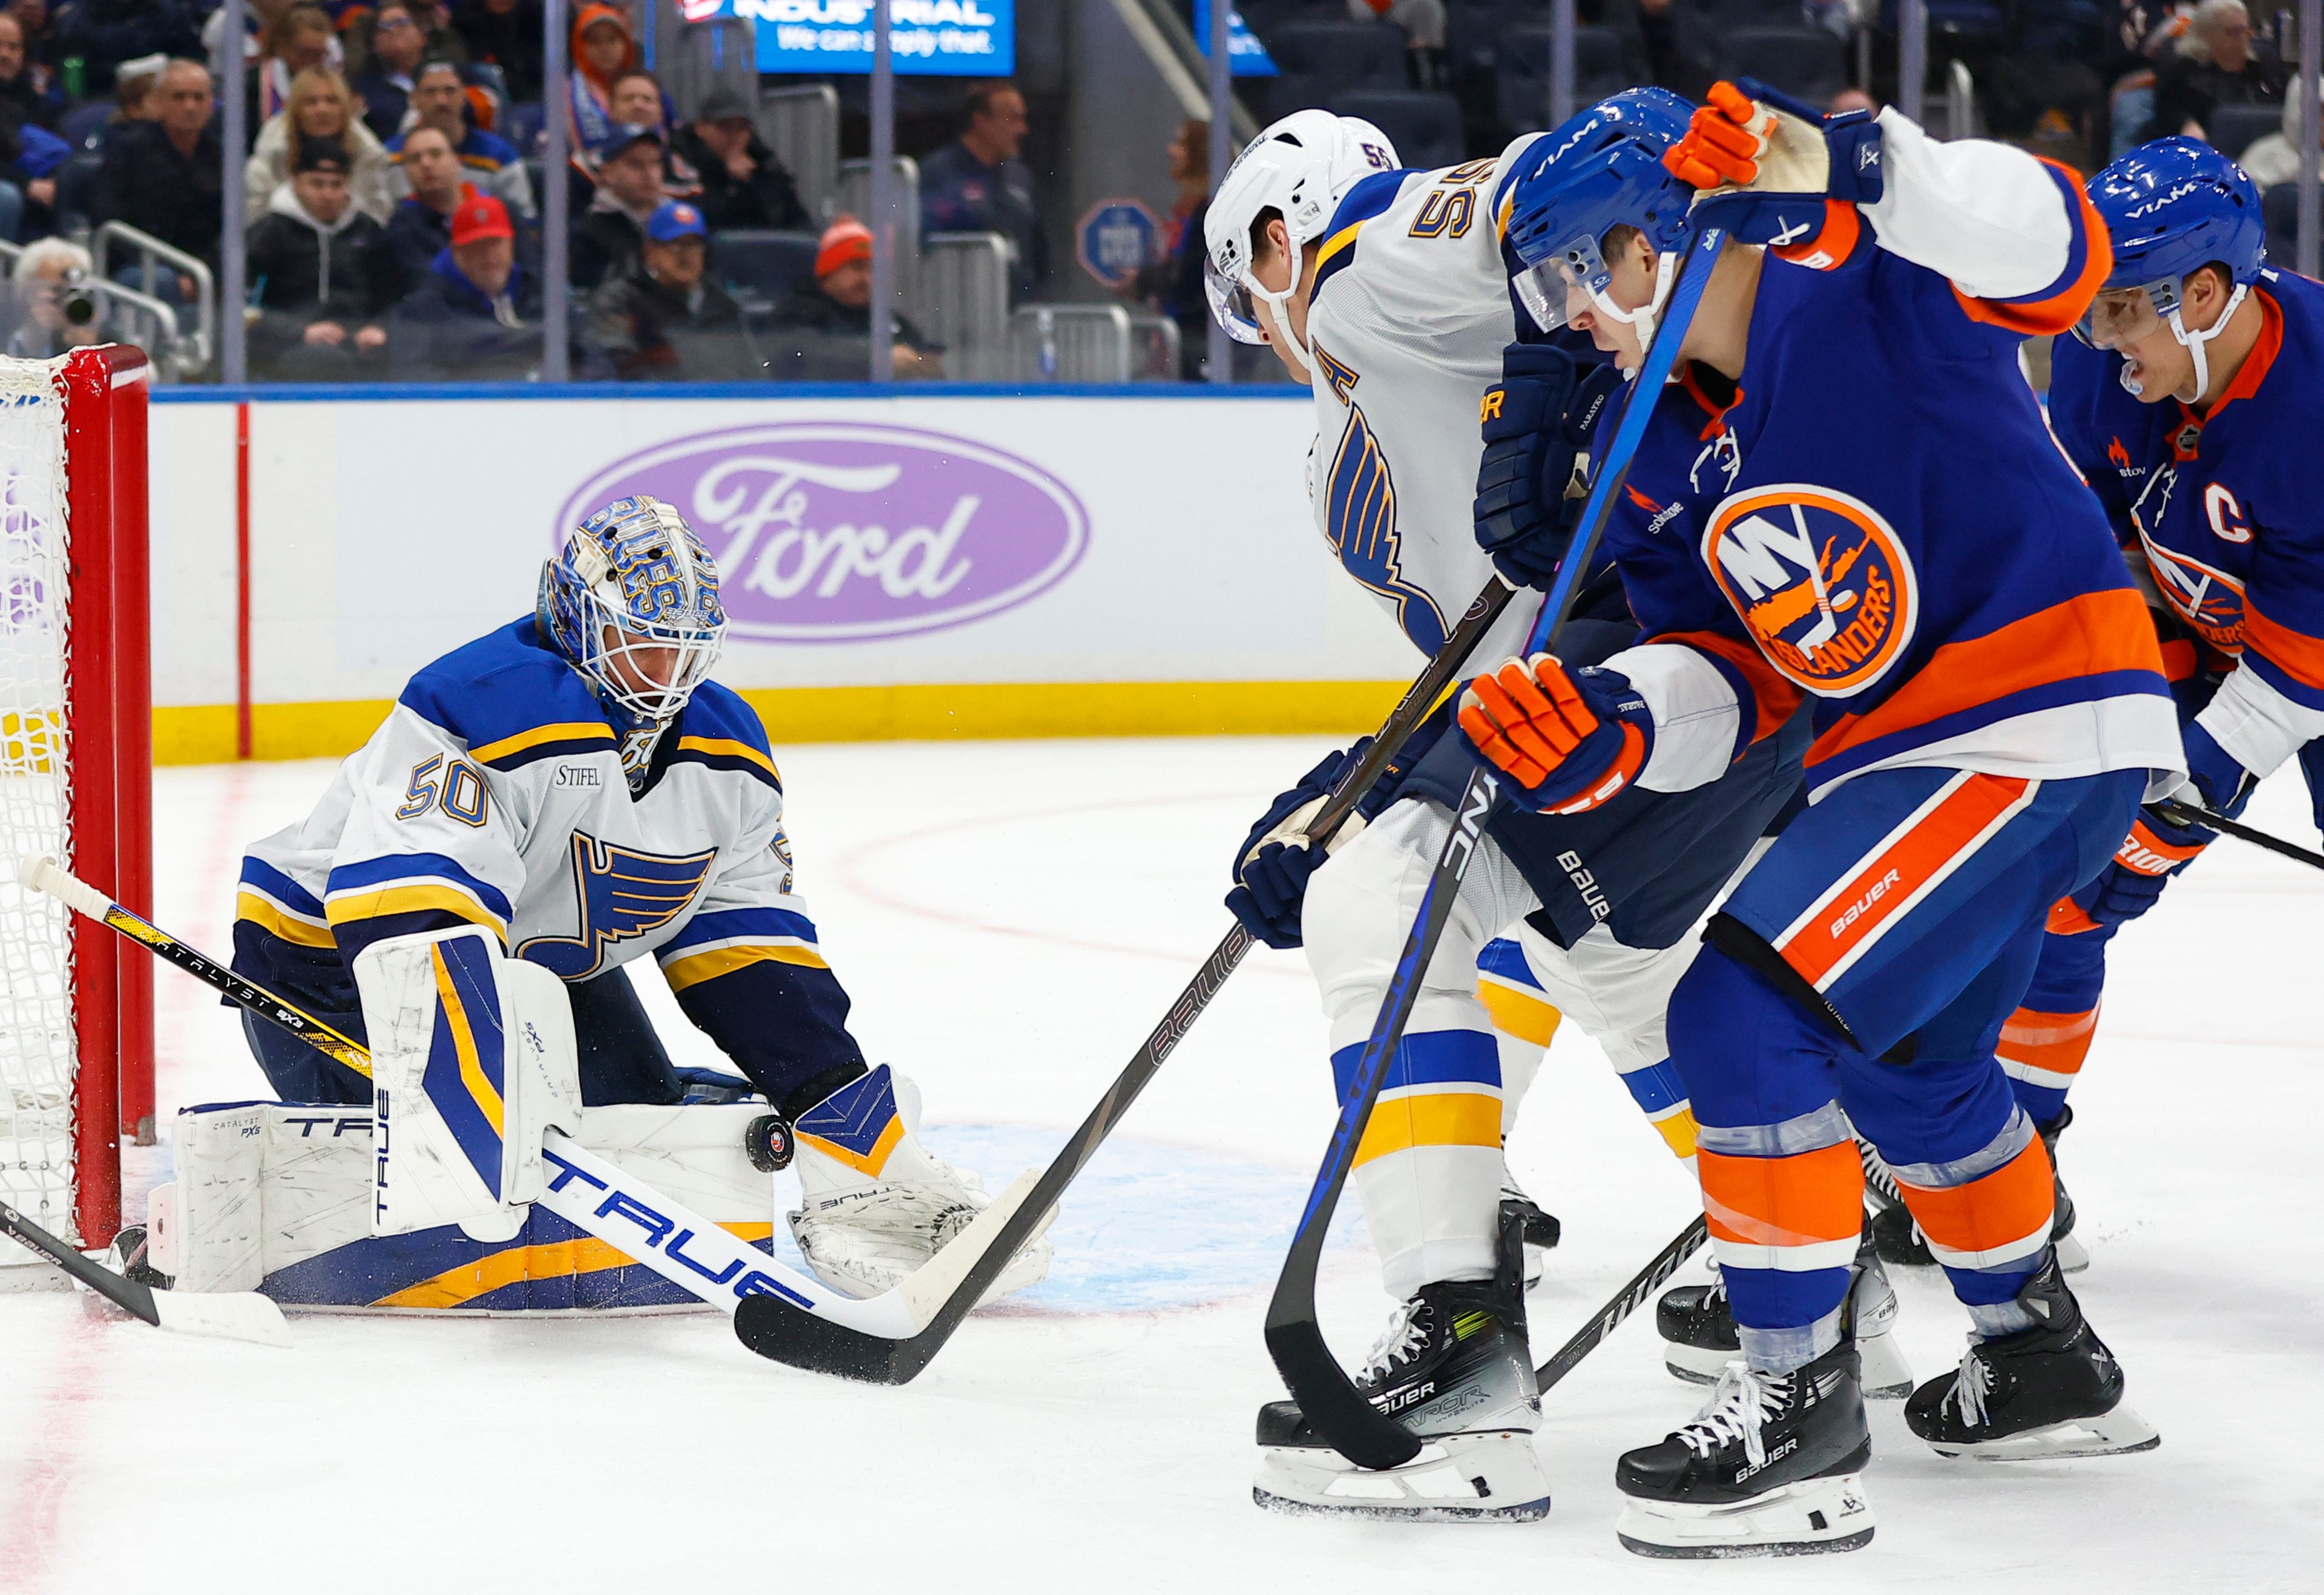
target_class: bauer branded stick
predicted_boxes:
[1535,1215,1707,1392]
[1264,220,1733,1472]
[16,856,920,1340]
[733,579,1523,1381]
[0,1199,294,1347]
[2146,797,2324,872]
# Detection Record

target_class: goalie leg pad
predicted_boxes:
[358,928,582,1238]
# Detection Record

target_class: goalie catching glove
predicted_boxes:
[788,1063,1052,1301]
[1458,655,1653,815]
[1663,78,1882,263]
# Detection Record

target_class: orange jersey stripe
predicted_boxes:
[2240,597,2324,693]
[1896,1138,2055,1255]
[1652,629,1805,744]
[1779,773,2030,989]
[1698,1142,1863,1250]
[1950,160,2113,336]
[1810,587,2164,768]
[1998,1004,2099,1078]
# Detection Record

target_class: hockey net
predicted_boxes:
[0,346,151,1268]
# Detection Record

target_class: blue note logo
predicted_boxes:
[517,833,718,979]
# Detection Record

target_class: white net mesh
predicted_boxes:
[0,354,77,1253]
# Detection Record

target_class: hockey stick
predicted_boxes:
[1264,220,1735,1471]
[2146,797,2324,872]
[732,578,1523,1381]
[16,857,915,1337]
[1,1199,294,1347]
[1535,1215,1707,1394]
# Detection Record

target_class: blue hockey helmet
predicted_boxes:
[1500,88,1695,345]
[538,495,727,732]
[2077,137,2267,397]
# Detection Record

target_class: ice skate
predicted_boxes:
[789,1066,1052,1302]
[1253,1223,1547,1521]
[1658,1236,1913,1398]
[1615,1335,1874,1557]
[2040,1107,2090,1272]
[1500,1174,1560,1289]
[1857,1135,1934,1268]
[1906,1256,2158,1460]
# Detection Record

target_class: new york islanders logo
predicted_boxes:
[1703,485,1919,696]
[2139,532,2246,649]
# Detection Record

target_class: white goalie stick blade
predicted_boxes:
[145,1286,297,1348]
[533,1132,919,1337]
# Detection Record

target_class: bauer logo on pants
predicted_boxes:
[557,422,1089,643]
[1702,484,1919,697]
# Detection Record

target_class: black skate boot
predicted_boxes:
[1498,1184,1560,1290]
[1254,1219,1546,1521]
[2040,1107,2089,1272]
[1857,1136,1934,1268]
[1615,1332,1875,1557]
[1658,1231,1914,1398]
[1905,1254,2158,1459]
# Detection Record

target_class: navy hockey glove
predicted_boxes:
[1227,738,1376,951]
[1664,79,1882,258]
[1458,655,1653,814]
[2069,806,2208,926]
[1474,344,1623,592]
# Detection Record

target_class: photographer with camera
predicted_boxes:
[7,237,110,359]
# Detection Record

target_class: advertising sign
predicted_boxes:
[697,0,1014,76]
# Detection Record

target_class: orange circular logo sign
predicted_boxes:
[1701,485,1919,696]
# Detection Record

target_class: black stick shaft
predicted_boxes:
[0,1200,161,1325]
[1535,1216,1708,1392]
[2146,799,2324,872]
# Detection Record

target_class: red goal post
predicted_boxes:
[0,344,153,1257]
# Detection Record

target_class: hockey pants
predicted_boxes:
[1304,796,1710,1299]
[1669,765,2145,1369]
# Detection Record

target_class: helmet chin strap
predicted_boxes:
[1250,243,1317,375]
[1592,251,1680,375]
[2167,278,2249,404]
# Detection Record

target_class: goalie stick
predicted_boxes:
[732,577,1523,1381]
[0,1199,293,1348]
[1264,219,1734,1470]
[15,856,924,1341]
[2147,797,2324,873]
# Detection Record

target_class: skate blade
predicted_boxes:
[1616,1473,1874,1558]
[1252,1431,1551,1522]
[1661,1341,1735,1387]
[1925,1403,2159,1461]
[2053,1233,2090,1274]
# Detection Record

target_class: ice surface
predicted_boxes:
[1,739,2318,1593]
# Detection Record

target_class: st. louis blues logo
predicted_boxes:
[517,833,718,979]
[1314,343,1449,654]
[1704,484,1919,697]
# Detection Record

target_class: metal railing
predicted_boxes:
[919,233,1013,382]
[0,240,195,380]
[91,221,213,375]
[1009,305,1134,383]
[760,84,841,226]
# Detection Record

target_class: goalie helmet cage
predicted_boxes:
[0,344,153,1260]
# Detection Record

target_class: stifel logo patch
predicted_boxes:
[1704,485,1919,696]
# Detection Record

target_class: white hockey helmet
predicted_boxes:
[1203,110,1399,372]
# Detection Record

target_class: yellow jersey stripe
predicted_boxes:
[660,942,829,991]
[1649,1104,1701,1161]
[1315,219,1366,273]
[1352,1089,1503,1168]
[1477,978,1564,1048]
[237,890,337,948]
[675,735,780,781]
[465,721,616,765]
[326,882,509,938]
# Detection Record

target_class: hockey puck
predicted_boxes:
[744,1113,795,1173]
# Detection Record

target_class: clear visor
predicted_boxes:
[585,588,725,724]
[2073,280,2177,350]
[1204,251,1269,346]
[1512,234,1614,334]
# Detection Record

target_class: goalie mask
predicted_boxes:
[538,496,727,752]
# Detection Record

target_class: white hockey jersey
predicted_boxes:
[1301,135,1546,670]
[236,617,858,1096]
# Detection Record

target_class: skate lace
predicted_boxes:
[1361,1299,1433,1381]
[1942,1343,1996,1430]
[1856,1136,1905,1204]
[1675,1363,1786,1469]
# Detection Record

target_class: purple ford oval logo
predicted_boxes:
[555,422,1089,643]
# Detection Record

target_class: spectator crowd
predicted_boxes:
[0,0,2308,384]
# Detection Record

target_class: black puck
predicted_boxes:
[744,1113,795,1173]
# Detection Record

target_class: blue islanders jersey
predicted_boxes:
[237,618,861,1097]
[2049,269,2324,784]
[1583,116,2181,801]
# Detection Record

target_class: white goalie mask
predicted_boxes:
[1203,110,1399,373]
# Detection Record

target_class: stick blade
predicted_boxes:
[146,1287,295,1348]
[734,1295,934,1384]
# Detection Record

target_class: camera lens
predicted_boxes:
[61,287,96,326]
